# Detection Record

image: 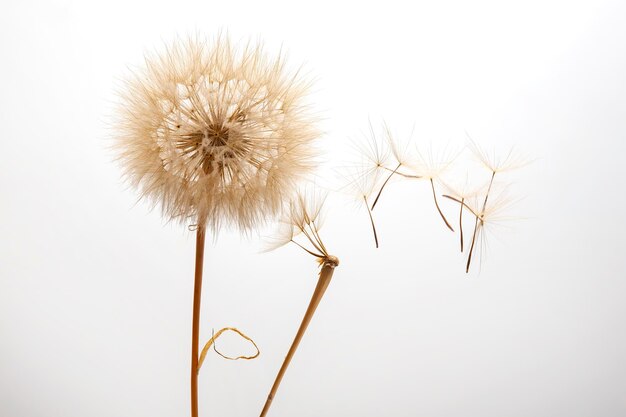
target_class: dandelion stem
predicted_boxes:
[364,196,379,248]
[191,225,206,417]
[430,179,454,232]
[259,259,338,417]
[371,162,401,210]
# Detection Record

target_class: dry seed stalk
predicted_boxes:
[459,197,465,252]
[259,256,339,417]
[465,171,496,272]
[364,196,379,248]
[430,178,454,232]
[260,196,339,417]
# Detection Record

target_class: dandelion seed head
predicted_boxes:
[114,35,318,232]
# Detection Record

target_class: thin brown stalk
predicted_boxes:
[466,217,479,273]
[364,196,379,248]
[259,259,339,417]
[466,171,495,273]
[191,225,206,417]
[371,162,401,210]
[459,198,464,253]
[441,195,479,217]
[430,179,454,232]
[382,165,420,179]
[482,171,496,212]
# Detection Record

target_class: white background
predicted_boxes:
[2,1,626,416]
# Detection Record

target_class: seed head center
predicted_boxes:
[202,127,229,151]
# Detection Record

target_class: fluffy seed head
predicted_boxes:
[114,35,318,231]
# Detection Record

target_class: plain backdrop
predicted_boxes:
[1,0,626,416]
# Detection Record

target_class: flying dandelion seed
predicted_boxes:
[348,123,461,248]
[369,122,419,211]
[348,172,379,248]
[458,137,528,272]
[462,186,518,272]
[341,123,421,248]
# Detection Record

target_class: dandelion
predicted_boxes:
[113,35,318,417]
[259,189,339,417]
[115,35,317,231]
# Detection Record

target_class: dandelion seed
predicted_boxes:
[338,168,382,248]
[463,185,517,273]
[459,137,528,272]
[371,162,401,211]
[370,122,418,210]
[349,122,418,215]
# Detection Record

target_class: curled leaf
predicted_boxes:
[197,327,260,373]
